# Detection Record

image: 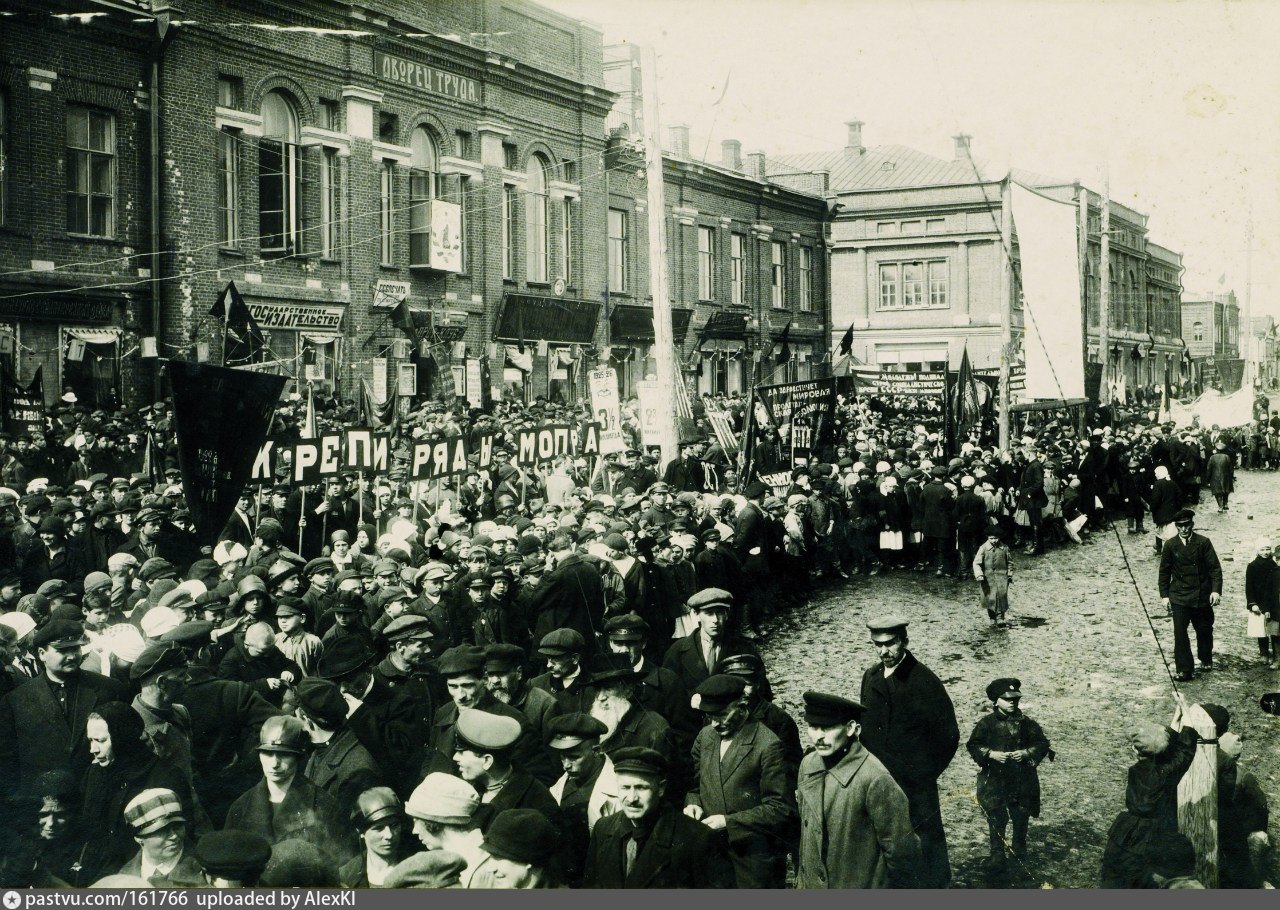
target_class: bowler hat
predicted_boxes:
[317,636,376,678]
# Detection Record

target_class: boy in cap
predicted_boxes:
[972,526,1014,628]
[273,596,323,677]
[795,691,918,889]
[965,678,1052,871]
[119,788,203,886]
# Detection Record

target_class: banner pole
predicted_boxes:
[297,487,307,555]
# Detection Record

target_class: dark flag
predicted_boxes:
[774,320,792,366]
[141,430,166,490]
[209,281,266,366]
[2,365,45,437]
[837,323,854,356]
[389,299,417,340]
[953,346,980,443]
[168,360,286,545]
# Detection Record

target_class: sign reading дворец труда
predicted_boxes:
[374,51,480,104]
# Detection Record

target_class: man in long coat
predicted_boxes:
[919,467,956,575]
[1158,509,1223,681]
[795,691,918,888]
[527,538,605,653]
[859,617,960,888]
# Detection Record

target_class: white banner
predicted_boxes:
[1011,182,1085,400]
[634,380,664,448]
[465,358,483,406]
[430,201,463,273]
[1171,387,1255,429]
[587,368,627,454]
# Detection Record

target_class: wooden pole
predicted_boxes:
[639,45,680,467]
[1077,182,1089,389]
[1099,168,1111,397]
[1243,209,1253,389]
[998,177,1012,451]
[297,487,307,555]
[1176,703,1220,888]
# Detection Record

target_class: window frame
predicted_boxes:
[216,127,240,248]
[319,148,339,259]
[502,184,516,281]
[877,259,951,311]
[770,241,786,309]
[258,91,303,255]
[607,207,628,293]
[799,247,813,312]
[379,160,396,266]
[525,156,549,284]
[730,233,745,305]
[408,127,439,268]
[561,196,573,285]
[65,106,116,238]
[697,226,715,301]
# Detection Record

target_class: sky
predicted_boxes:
[544,0,1280,318]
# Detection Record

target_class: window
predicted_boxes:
[216,76,240,108]
[378,112,398,144]
[799,248,813,311]
[525,156,549,283]
[455,130,472,159]
[408,127,438,267]
[730,234,745,305]
[878,260,949,309]
[697,227,715,300]
[770,241,785,308]
[216,128,240,246]
[928,261,948,307]
[379,161,395,265]
[320,149,339,258]
[1192,321,1204,342]
[561,197,573,284]
[607,208,628,293]
[502,184,516,280]
[259,91,302,253]
[503,144,517,170]
[66,108,115,237]
[318,99,339,131]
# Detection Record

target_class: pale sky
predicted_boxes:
[545,0,1280,318]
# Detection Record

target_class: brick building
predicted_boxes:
[1181,291,1240,389]
[603,45,829,400]
[774,122,1185,399]
[2,0,617,407]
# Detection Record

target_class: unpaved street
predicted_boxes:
[761,469,1280,889]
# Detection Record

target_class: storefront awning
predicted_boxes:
[609,304,692,343]
[700,310,749,339]
[495,294,600,345]
[65,327,123,345]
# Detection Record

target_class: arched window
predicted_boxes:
[409,127,438,266]
[259,90,302,252]
[1193,321,1204,342]
[525,155,549,282]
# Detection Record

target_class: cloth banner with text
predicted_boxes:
[2,365,45,438]
[744,378,837,489]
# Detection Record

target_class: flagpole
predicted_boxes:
[998,177,1012,452]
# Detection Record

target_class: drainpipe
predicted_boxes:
[150,5,174,402]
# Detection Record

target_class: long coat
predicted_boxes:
[583,806,732,889]
[0,669,129,796]
[661,630,759,696]
[918,481,955,540]
[304,726,384,819]
[965,708,1051,817]
[859,651,960,794]
[796,741,919,889]
[225,775,351,863]
[1206,452,1234,495]
[528,552,605,650]
[1245,555,1280,622]
[1148,477,1183,526]
[1157,531,1223,608]
[685,720,796,888]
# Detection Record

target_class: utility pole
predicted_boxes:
[639,45,679,466]
[1099,168,1110,398]
[998,177,1012,451]
[1243,209,1253,388]
[1077,183,1089,384]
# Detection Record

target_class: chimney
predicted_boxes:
[668,123,690,159]
[953,133,972,161]
[721,139,742,171]
[845,120,864,157]
[745,151,766,181]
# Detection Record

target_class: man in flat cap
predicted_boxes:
[583,747,731,888]
[859,616,959,887]
[129,642,195,788]
[546,713,619,886]
[531,628,595,714]
[966,678,1052,872]
[0,618,128,797]
[795,691,918,888]
[375,614,442,732]
[526,535,605,653]
[296,676,384,820]
[662,588,759,696]
[684,674,796,888]
[1158,508,1222,681]
[484,643,556,747]
[224,716,350,863]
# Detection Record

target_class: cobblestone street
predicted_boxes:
[761,468,1280,889]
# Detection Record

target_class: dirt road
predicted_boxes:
[760,468,1280,888]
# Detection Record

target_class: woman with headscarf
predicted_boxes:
[78,702,191,882]
[1245,537,1280,668]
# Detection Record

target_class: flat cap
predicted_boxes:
[603,612,650,642]
[986,677,1023,702]
[123,788,184,835]
[611,746,667,779]
[295,677,349,728]
[138,557,177,583]
[373,558,401,576]
[129,642,186,682]
[866,616,909,636]
[648,481,670,494]
[33,619,88,651]
[405,772,479,825]
[158,620,215,647]
[803,691,863,726]
[384,615,434,643]
[546,712,608,749]
[1174,508,1196,524]
[303,557,335,578]
[194,830,273,881]
[317,636,376,679]
[83,571,112,595]
[687,588,733,613]
[482,643,526,674]
[37,579,74,599]
[691,674,746,713]
[421,562,450,581]
[273,596,306,618]
[537,628,585,657]
[436,644,486,678]
[383,851,468,889]
[455,708,522,753]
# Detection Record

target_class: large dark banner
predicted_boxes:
[2,365,45,437]
[744,378,838,488]
[168,361,287,544]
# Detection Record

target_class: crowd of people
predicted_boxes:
[0,384,1278,889]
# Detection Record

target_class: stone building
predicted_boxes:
[1181,291,1240,390]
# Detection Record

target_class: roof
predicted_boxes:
[771,144,992,193]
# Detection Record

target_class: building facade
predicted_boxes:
[1181,292,1240,390]
[774,122,1185,400]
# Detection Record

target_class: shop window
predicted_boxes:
[66,107,115,237]
[259,91,303,253]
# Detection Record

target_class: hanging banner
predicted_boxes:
[465,358,483,407]
[2,365,45,437]
[1011,181,1085,399]
[850,367,946,397]
[168,361,286,545]
[587,368,627,455]
[744,378,838,484]
[634,380,664,448]
[431,201,464,273]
